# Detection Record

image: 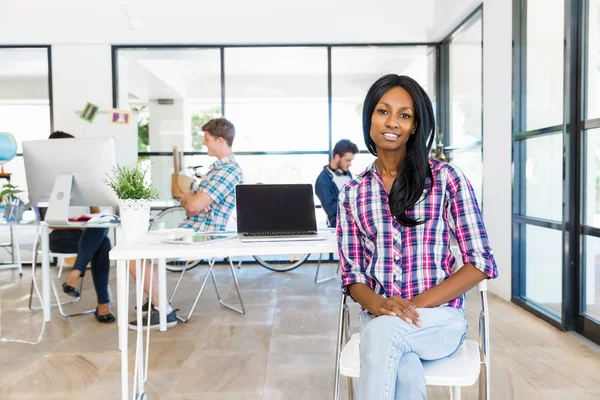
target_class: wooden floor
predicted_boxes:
[0,262,599,400]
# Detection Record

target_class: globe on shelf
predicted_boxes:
[0,132,17,174]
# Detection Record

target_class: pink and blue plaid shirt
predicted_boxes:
[337,159,498,309]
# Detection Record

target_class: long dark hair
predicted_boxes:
[362,74,435,227]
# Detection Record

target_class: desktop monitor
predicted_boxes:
[22,137,120,224]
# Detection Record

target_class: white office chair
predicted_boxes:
[334,280,490,400]
[28,227,95,318]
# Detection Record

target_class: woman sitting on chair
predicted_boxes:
[337,75,498,399]
[47,131,114,323]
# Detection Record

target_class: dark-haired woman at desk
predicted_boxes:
[47,131,114,323]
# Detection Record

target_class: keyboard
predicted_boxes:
[242,231,317,237]
[239,231,327,242]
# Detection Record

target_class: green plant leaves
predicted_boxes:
[104,163,159,200]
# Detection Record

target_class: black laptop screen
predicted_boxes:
[236,184,317,233]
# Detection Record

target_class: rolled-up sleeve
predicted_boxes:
[337,187,373,295]
[446,166,498,279]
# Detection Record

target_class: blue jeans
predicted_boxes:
[358,306,467,400]
[49,228,111,304]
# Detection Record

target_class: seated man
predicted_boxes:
[315,139,359,228]
[129,117,243,330]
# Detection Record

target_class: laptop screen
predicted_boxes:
[236,184,317,233]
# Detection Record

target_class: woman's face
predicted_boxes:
[369,86,416,153]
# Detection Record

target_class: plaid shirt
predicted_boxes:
[337,159,498,309]
[179,154,243,232]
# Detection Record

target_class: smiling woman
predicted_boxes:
[338,74,497,400]
[362,74,435,227]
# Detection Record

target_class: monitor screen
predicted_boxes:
[235,184,317,233]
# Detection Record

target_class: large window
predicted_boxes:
[331,46,436,173]
[513,0,600,344]
[513,0,566,324]
[0,47,52,204]
[114,44,436,200]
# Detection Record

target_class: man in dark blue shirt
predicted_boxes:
[315,139,359,227]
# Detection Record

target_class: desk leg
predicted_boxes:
[117,259,129,399]
[158,258,167,332]
[41,224,51,322]
[117,260,129,351]
[12,225,22,276]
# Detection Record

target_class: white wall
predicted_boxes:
[482,0,512,301]
[51,45,113,134]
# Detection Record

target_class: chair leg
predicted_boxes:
[176,258,218,323]
[334,293,345,400]
[168,260,193,304]
[347,377,355,400]
[315,254,339,284]
[210,257,245,315]
[29,260,78,312]
[478,362,490,400]
[57,257,65,278]
[50,274,94,318]
[450,386,461,400]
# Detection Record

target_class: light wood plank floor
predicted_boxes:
[0,262,599,399]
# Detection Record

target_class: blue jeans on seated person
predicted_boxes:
[49,228,111,305]
[358,306,467,400]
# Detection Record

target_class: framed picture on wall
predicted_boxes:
[109,108,131,125]
[80,102,99,123]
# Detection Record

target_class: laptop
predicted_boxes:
[235,184,328,242]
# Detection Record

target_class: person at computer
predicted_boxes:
[337,74,498,400]
[128,117,243,330]
[314,139,359,228]
[47,131,114,323]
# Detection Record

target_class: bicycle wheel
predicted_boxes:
[149,206,186,231]
[253,253,310,272]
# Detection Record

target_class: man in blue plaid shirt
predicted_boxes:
[129,118,243,331]
[179,118,243,232]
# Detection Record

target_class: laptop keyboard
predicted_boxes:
[243,231,317,237]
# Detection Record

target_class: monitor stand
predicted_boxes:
[44,173,77,226]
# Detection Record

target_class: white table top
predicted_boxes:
[109,230,338,260]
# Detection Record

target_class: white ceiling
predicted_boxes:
[0,0,482,45]
[0,0,482,101]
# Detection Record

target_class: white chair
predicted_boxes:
[334,280,490,400]
[28,227,95,318]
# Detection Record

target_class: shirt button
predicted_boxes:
[394,255,400,261]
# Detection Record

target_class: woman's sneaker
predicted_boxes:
[128,309,178,331]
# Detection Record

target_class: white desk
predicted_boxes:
[109,231,338,400]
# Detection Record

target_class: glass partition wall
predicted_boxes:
[513,0,600,344]
[113,44,437,201]
[0,46,53,204]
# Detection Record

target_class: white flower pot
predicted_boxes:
[119,199,151,246]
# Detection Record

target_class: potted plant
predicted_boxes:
[0,183,25,222]
[105,163,159,245]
